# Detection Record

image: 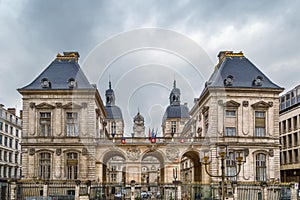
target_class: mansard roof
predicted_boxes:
[162,104,189,122]
[19,52,94,90]
[105,106,123,119]
[205,51,283,90]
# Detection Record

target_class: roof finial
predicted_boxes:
[173,74,177,89]
[137,106,140,114]
[109,74,111,90]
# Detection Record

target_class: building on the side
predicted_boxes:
[279,85,300,183]
[0,104,22,199]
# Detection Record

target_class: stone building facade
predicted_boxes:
[16,51,288,200]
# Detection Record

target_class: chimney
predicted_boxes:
[217,51,233,63]
[20,110,23,119]
[0,104,4,108]
[7,108,16,115]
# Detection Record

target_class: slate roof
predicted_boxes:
[105,106,123,119]
[19,52,94,90]
[162,104,189,122]
[205,52,282,90]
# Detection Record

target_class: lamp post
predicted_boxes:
[200,145,244,200]
[173,168,178,200]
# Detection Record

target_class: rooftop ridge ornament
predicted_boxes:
[56,52,80,61]
[225,51,244,57]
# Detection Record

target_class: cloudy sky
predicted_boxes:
[0,0,299,134]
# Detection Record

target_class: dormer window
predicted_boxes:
[253,76,263,86]
[41,78,51,88]
[68,78,77,88]
[224,75,234,86]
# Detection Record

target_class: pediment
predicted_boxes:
[35,102,55,109]
[251,101,270,109]
[62,102,82,109]
[223,100,240,108]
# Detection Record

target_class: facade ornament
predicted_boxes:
[166,147,179,162]
[268,101,273,107]
[56,148,62,156]
[82,147,88,156]
[29,102,35,109]
[56,103,62,108]
[269,149,274,157]
[126,146,141,161]
[218,100,223,106]
[82,102,87,108]
[242,101,249,107]
[29,148,35,156]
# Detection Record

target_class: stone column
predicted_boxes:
[43,183,48,197]
[9,181,17,200]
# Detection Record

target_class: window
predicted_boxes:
[9,115,12,122]
[4,136,7,146]
[111,121,116,136]
[16,129,19,137]
[256,153,266,181]
[5,124,8,132]
[9,138,12,148]
[15,140,19,149]
[225,127,236,136]
[66,112,78,137]
[171,121,176,135]
[226,152,237,181]
[39,153,51,179]
[0,135,2,145]
[0,150,2,160]
[3,166,7,177]
[0,122,2,130]
[40,112,51,136]
[10,126,13,134]
[4,151,7,161]
[111,173,117,182]
[9,152,12,162]
[15,153,18,164]
[225,110,236,117]
[255,111,265,137]
[67,152,78,179]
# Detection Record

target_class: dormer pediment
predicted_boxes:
[35,102,55,109]
[62,102,82,109]
[223,100,240,108]
[251,101,270,109]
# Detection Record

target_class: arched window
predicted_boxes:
[39,153,51,179]
[67,152,78,179]
[256,153,266,181]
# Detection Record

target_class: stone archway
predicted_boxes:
[180,150,202,182]
[101,149,127,199]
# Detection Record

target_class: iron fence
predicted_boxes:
[12,181,294,200]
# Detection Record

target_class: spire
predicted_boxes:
[105,79,115,106]
[173,79,176,89]
[169,80,181,106]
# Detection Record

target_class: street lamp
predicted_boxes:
[200,145,244,200]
